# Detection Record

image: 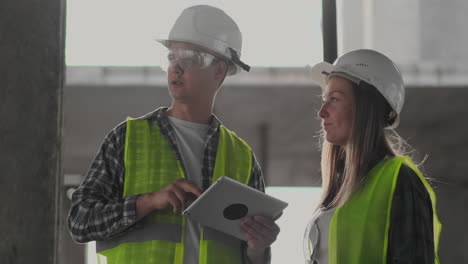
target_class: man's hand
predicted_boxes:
[240,215,280,263]
[136,178,203,218]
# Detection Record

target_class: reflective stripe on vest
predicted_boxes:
[97,118,252,264]
[96,222,182,252]
[329,156,442,264]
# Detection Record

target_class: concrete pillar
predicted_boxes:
[0,1,65,263]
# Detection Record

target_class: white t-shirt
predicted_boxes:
[305,207,337,264]
[168,116,209,264]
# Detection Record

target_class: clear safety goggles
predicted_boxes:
[160,48,219,72]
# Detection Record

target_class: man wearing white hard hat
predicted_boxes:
[68,5,278,264]
[303,49,441,264]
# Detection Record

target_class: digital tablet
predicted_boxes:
[182,176,288,241]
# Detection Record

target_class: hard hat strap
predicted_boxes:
[229,48,250,72]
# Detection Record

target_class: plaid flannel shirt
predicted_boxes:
[67,107,268,263]
[387,164,435,263]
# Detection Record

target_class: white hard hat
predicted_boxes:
[157,5,250,75]
[310,49,405,127]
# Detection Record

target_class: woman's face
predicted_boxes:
[318,76,355,146]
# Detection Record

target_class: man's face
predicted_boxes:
[165,41,224,104]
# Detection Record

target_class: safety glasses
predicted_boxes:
[160,48,218,72]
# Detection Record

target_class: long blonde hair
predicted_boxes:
[319,81,407,209]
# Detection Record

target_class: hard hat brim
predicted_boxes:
[387,115,400,129]
[310,62,370,89]
[156,39,170,48]
[156,38,225,58]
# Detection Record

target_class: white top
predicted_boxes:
[305,207,337,264]
[168,116,209,264]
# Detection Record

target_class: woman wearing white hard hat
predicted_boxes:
[303,49,442,264]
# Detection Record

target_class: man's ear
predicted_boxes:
[214,61,228,81]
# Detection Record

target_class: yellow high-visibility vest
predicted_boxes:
[96,118,253,264]
[329,156,442,264]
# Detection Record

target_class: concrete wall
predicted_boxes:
[61,83,468,263]
[0,0,65,263]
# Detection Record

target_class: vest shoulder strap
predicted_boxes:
[213,125,253,184]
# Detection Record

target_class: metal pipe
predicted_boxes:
[322,0,338,63]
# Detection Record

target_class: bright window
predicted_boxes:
[86,187,322,264]
[266,187,322,264]
[66,0,323,67]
